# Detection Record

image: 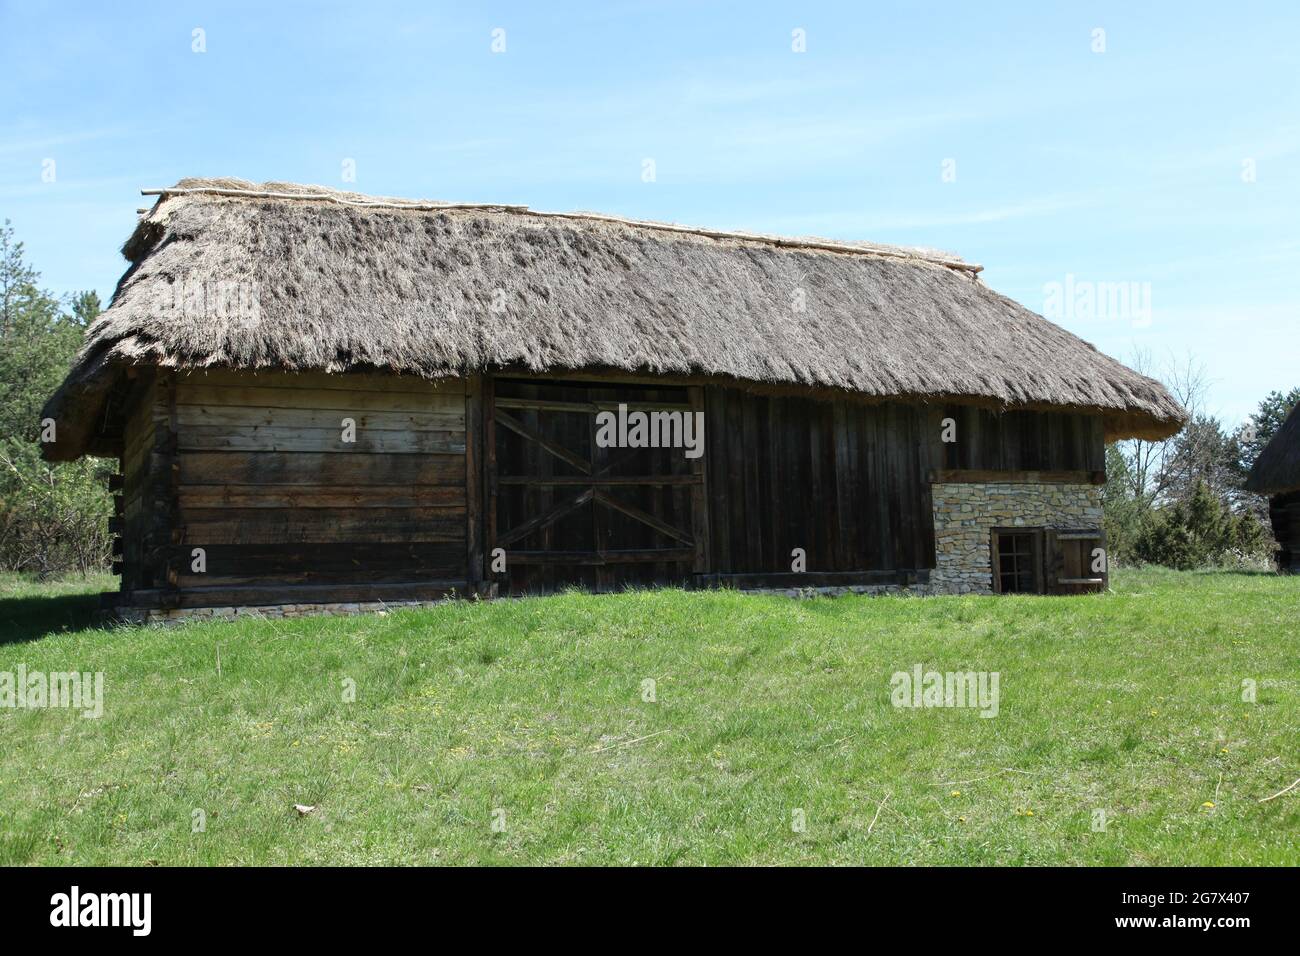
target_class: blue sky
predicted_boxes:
[2,0,1296,424]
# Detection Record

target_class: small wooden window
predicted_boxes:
[991,529,1043,594]
[991,527,1107,595]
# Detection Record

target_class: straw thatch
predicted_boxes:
[1247,401,1300,495]
[43,177,1185,460]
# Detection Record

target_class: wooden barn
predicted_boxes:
[41,179,1185,619]
[1247,401,1300,573]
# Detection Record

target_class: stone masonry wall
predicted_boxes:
[930,482,1104,595]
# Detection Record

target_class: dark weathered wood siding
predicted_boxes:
[704,389,935,576]
[118,369,470,607]
[111,369,1109,605]
[702,389,1104,577]
[936,405,1105,473]
[117,370,171,592]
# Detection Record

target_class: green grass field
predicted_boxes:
[1,569,1296,865]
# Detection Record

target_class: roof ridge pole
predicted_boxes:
[137,186,984,275]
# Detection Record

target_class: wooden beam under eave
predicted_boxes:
[928,468,1106,485]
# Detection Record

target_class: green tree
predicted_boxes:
[1103,443,1146,563]
[1159,415,1241,506]
[1235,387,1300,478]
[70,289,102,328]
[0,220,111,575]
[1132,479,1271,570]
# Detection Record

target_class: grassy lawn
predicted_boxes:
[1,568,1297,866]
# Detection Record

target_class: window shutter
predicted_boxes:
[1031,529,1046,594]
[1044,529,1106,595]
[1043,530,1064,595]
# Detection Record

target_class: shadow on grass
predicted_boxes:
[0,591,109,645]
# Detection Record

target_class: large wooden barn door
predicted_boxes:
[485,377,707,594]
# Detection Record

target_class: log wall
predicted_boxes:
[118,369,469,608]
[117,370,171,592]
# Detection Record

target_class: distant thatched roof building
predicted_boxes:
[1248,401,1300,574]
[43,177,1185,461]
[1248,401,1300,495]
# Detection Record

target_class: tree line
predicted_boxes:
[1104,352,1294,570]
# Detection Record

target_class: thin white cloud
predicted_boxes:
[0,175,144,202]
[0,126,135,156]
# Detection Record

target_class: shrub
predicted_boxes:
[1133,480,1272,570]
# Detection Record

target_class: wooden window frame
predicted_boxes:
[990,527,1045,595]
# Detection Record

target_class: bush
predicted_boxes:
[0,445,113,576]
[1133,480,1272,570]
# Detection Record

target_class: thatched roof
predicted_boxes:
[1247,401,1300,495]
[43,177,1185,460]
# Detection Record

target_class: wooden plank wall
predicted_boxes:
[113,367,1109,601]
[704,389,936,574]
[703,388,1105,576]
[145,369,469,604]
[938,405,1105,472]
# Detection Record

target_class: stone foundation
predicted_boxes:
[930,482,1103,594]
